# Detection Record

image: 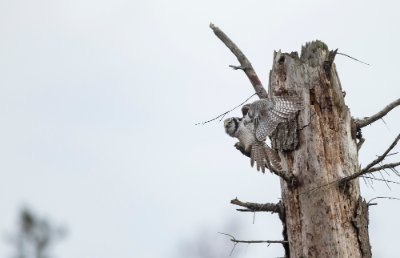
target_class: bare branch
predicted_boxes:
[229,65,246,70]
[231,198,283,214]
[366,162,400,173]
[361,133,400,172]
[195,93,256,125]
[340,133,400,184]
[218,232,288,244]
[361,176,400,185]
[271,167,298,186]
[355,98,400,128]
[209,23,268,99]
[386,152,399,157]
[231,239,288,244]
[367,196,400,205]
[337,52,370,66]
[236,209,257,212]
[340,161,400,185]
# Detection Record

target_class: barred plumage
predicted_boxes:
[243,96,303,141]
[224,117,282,173]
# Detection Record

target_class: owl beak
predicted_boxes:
[223,119,230,127]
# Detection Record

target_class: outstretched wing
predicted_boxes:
[271,96,304,115]
[255,117,280,141]
[255,96,303,141]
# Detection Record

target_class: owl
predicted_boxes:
[242,96,304,141]
[224,117,281,173]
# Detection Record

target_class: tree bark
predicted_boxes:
[269,41,371,258]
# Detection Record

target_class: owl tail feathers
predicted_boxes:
[264,145,282,171]
[250,143,283,173]
[250,143,267,173]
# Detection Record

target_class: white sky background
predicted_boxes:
[0,0,400,257]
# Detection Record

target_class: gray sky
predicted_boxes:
[0,0,400,257]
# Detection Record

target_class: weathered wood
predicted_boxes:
[209,23,268,99]
[352,197,372,258]
[209,25,376,257]
[269,41,370,258]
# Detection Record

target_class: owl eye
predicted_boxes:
[224,118,232,127]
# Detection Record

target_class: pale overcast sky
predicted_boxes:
[0,0,400,257]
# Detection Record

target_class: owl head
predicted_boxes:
[241,103,256,124]
[224,117,241,137]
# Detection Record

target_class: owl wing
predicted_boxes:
[255,116,280,141]
[255,96,303,141]
[271,96,304,114]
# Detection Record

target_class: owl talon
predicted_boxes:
[234,142,242,149]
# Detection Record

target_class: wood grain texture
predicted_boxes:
[269,41,369,258]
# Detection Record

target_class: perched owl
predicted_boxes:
[242,96,304,141]
[224,117,282,173]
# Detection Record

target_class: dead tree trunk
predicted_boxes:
[269,43,369,258]
[209,24,400,258]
